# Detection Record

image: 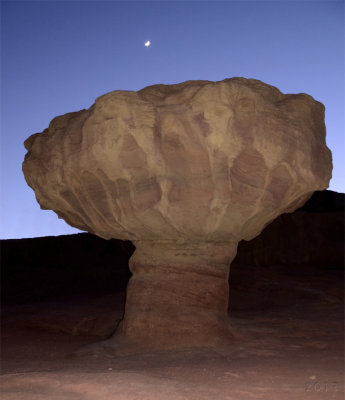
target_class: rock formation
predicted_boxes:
[22,78,332,352]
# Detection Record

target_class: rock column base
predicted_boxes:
[111,241,238,352]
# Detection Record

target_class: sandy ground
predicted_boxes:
[1,265,344,399]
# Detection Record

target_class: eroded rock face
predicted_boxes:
[23,78,332,352]
[23,78,332,243]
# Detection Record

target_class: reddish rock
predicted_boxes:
[22,78,332,352]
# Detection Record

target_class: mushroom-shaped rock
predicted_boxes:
[23,78,332,352]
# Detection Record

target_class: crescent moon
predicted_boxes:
[144,41,151,47]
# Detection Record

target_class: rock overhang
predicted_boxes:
[23,77,332,242]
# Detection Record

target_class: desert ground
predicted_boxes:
[1,261,343,400]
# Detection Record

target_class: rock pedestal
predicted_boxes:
[114,242,237,350]
[22,77,332,353]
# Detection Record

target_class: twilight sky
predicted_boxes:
[1,0,344,239]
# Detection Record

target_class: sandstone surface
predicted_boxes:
[23,78,332,242]
[22,78,332,352]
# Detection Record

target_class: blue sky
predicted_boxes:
[1,0,344,239]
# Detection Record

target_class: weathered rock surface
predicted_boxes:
[23,78,332,243]
[22,78,332,351]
